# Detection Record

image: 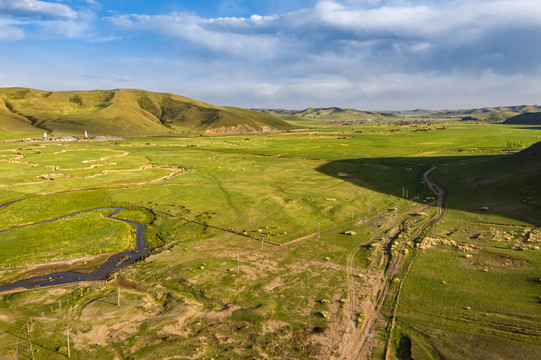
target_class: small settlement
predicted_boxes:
[3,131,123,143]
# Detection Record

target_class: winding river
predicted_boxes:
[0,206,149,292]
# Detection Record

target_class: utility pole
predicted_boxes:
[317,223,320,238]
[27,323,34,360]
[67,327,71,358]
[402,187,405,198]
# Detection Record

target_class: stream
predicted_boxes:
[0,207,149,292]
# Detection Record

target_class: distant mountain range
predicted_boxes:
[395,105,541,121]
[0,88,294,137]
[263,104,541,123]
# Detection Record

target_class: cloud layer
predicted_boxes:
[1,0,540,109]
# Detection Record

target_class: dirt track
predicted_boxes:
[336,166,447,360]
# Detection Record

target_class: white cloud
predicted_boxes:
[87,34,121,43]
[0,18,25,40]
[3,0,541,110]
[99,0,541,108]
[311,0,541,44]
[35,18,89,38]
[0,0,95,40]
[0,0,78,19]
[110,13,293,60]
[107,0,541,57]
[0,2,97,40]
[182,69,541,110]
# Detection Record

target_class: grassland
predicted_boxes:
[0,122,540,359]
[0,209,134,267]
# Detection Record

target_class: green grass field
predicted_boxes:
[0,122,540,359]
[0,209,134,267]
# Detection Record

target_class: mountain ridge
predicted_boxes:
[261,107,400,122]
[395,105,541,120]
[263,104,541,122]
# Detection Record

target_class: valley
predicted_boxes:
[0,118,540,359]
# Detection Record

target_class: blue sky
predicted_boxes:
[0,0,540,110]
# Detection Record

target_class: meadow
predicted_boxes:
[0,122,540,359]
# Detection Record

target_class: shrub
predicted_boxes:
[4,100,14,111]
[69,95,83,106]
[97,91,115,109]
[9,89,29,99]
[138,94,160,117]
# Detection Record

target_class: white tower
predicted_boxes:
[84,130,88,139]
[43,132,47,140]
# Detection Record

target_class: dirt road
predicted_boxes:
[336,165,446,360]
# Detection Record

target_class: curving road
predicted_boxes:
[337,165,447,360]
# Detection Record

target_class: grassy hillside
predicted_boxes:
[503,112,541,125]
[264,107,400,122]
[438,140,541,225]
[0,95,42,137]
[0,88,294,137]
[392,141,541,359]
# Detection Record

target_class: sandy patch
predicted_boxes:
[72,324,109,349]
[159,305,198,337]
[262,320,289,334]
[264,277,284,292]
[205,304,241,320]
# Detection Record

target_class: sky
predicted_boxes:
[0,0,540,110]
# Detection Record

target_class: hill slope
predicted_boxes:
[503,112,541,125]
[0,88,294,136]
[263,107,400,122]
[0,98,39,135]
[449,140,541,225]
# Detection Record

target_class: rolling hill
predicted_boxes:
[503,112,541,125]
[448,140,541,225]
[262,107,400,122]
[0,88,294,137]
[265,104,541,123]
[396,105,541,121]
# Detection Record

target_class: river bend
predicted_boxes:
[0,207,149,292]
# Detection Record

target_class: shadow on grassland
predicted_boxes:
[316,144,541,226]
[513,126,541,131]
